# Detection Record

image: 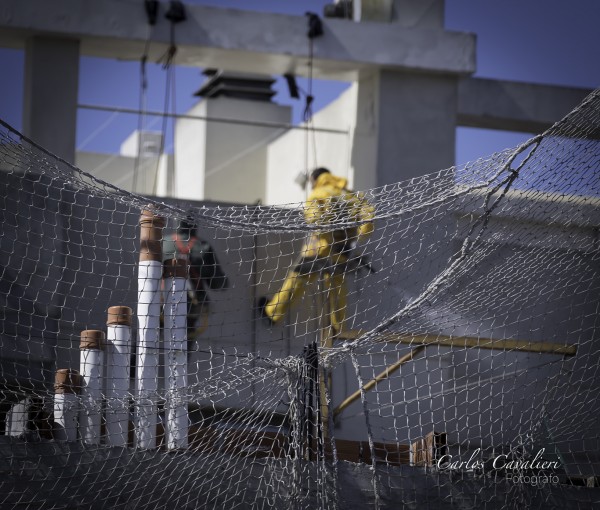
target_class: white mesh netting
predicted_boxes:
[0,89,599,509]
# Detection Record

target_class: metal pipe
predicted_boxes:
[106,306,132,447]
[163,259,189,450]
[336,330,578,356]
[54,369,80,442]
[79,330,105,444]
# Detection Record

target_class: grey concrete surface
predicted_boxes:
[0,436,598,509]
[458,78,594,134]
[0,0,475,80]
[23,37,79,164]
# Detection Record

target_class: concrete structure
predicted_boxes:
[174,80,291,203]
[75,135,172,196]
[22,37,79,164]
[0,0,591,192]
[266,85,354,204]
[120,130,162,159]
[0,0,598,471]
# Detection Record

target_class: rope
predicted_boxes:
[131,3,156,194]
[302,12,323,198]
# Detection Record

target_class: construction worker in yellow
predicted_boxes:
[259,167,375,332]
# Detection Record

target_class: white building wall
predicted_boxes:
[76,151,172,196]
[265,84,357,206]
[174,102,208,201]
[77,86,359,205]
[120,130,162,159]
[174,97,291,204]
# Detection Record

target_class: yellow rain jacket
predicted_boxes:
[303,172,374,260]
[264,172,375,330]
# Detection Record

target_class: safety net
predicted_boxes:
[0,89,599,509]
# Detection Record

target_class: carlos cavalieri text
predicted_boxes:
[437,448,560,472]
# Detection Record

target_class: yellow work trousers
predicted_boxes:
[264,234,348,331]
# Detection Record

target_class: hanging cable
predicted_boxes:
[303,12,324,196]
[132,0,159,194]
[152,0,186,196]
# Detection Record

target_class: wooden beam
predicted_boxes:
[333,346,425,419]
[336,330,578,356]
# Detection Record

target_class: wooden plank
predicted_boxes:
[185,422,414,466]
[336,330,577,356]
[188,425,288,458]
[565,476,600,488]
[364,441,411,466]
[410,431,447,467]
[326,438,410,466]
[332,346,425,419]
[331,438,360,463]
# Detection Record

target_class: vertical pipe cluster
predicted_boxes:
[53,369,80,441]
[163,258,189,449]
[79,330,105,445]
[136,209,164,449]
[53,318,132,445]
[51,209,191,450]
[106,306,132,447]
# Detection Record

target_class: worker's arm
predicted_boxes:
[304,187,332,226]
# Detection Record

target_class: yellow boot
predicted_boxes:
[263,271,310,324]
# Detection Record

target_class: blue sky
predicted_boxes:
[0,0,598,167]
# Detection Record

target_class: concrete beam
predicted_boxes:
[0,0,475,80]
[338,330,578,356]
[352,70,458,189]
[457,78,593,133]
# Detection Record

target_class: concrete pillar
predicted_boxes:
[390,0,444,28]
[352,70,458,189]
[355,0,444,26]
[54,369,80,442]
[23,36,80,164]
[106,306,132,447]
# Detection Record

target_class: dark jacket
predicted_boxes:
[163,234,228,305]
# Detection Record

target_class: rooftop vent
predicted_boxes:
[194,69,276,102]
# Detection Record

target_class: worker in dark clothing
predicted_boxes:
[163,218,228,338]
